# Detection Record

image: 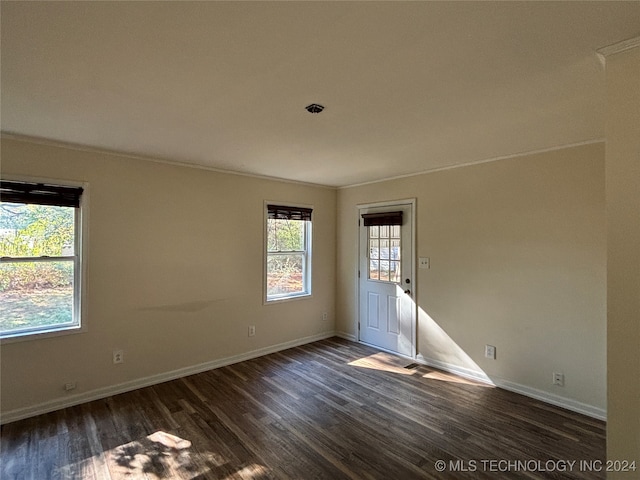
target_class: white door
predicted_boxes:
[358,202,415,357]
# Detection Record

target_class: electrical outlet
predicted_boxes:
[485,344,496,359]
[322,312,328,321]
[113,349,124,364]
[64,382,76,391]
[419,257,430,269]
[553,372,565,386]
[248,325,256,337]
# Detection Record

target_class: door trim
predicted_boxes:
[356,198,417,359]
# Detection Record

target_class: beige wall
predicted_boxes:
[0,136,613,423]
[605,46,640,471]
[337,143,607,413]
[0,138,336,416]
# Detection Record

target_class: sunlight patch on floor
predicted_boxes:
[348,352,416,375]
[110,430,199,477]
[226,463,271,479]
[79,430,272,479]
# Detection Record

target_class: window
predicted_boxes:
[265,204,312,302]
[362,210,403,283]
[367,224,401,283]
[0,180,84,339]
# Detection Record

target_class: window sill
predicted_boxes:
[265,292,312,305]
[0,324,86,344]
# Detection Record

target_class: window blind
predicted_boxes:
[267,204,312,221]
[361,211,403,226]
[0,181,84,208]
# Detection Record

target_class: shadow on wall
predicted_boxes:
[353,286,493,385]
[416,307,494,385]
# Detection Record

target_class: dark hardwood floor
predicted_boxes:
[1,337,606,479]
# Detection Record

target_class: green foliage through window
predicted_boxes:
[1,202,78,336]
[1,203,75,258]
[266,218,310,299]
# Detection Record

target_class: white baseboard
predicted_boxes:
[415,354,495,385]
[334,331,357,342]
[416,354,606,421]
[492,378,606,421]
[1,331,336,425]
[2,333,606,424]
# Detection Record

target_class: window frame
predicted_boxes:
[0,176,88,343]
[264,201,313,304]
[367,223,402,284]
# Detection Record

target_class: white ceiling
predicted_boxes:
[2,2,639,187]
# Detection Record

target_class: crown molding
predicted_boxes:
[1,132,606,191]
[0,132,336,191]
[597,36,640,58]
[339,139,605,190]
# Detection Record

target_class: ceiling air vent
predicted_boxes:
[305,104,325,114]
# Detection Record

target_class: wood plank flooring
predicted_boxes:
[1,337,606,479]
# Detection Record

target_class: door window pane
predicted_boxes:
[367,222,401,283]
[380,239,390,259]
[369,239,379,259]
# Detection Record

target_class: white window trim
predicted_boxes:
[263,201,313,304]
[0,175,89,344]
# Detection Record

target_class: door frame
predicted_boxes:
[356,198,417,359]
